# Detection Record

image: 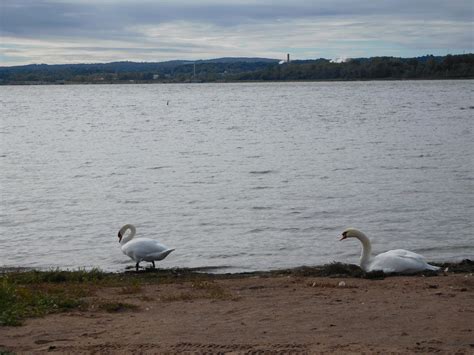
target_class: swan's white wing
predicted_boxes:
[368,249,434,273]
[143,249,175,261]
[121,238,173,262]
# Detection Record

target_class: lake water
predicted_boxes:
[0,81,473,272]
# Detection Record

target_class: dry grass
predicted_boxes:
[160,281,236,302]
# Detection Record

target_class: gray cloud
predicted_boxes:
[2,0,472,37]
[1,0,472,65]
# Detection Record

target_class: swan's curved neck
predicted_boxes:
[354,231,372,270]
[119,224,136,245]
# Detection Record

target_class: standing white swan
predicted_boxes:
[339,228,440,273]
[118,224,174,271]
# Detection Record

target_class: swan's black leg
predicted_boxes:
[152,261,156,268]
[136,262,140,271]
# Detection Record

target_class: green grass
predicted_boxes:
[4,268,106,284]
[0,268,114,326]
[0,267,206,326]
[0,275,84,326]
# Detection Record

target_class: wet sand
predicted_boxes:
[1,270,473,354]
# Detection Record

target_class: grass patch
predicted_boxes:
[0,276,84,326]
[271,261,468,279]
[274,263,365,278]
[0,268,112,326]
[4,268,106,284]
[0,267,210,326]
[437,259,473,273]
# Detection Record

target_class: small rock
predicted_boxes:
[338,281,346,287]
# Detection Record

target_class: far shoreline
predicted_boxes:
[1,259,472,278]
[1,77,473,86]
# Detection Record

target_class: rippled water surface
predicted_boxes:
[0,81,473,272]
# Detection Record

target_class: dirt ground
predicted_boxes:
[1,273,473,354]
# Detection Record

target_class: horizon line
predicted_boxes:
[2,53,472,69]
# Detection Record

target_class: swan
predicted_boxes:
[339,228,440,273]
[118,224,174,271]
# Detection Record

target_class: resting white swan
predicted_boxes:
[340,228,440,273]
[118,224,174,271]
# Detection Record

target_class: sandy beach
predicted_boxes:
[1,265,473,354]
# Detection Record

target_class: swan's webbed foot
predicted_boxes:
[151,261,156,268]
[135,262,140,271]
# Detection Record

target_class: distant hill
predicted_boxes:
[0,54,472,84]
[195,57,278,64]
[0,57,279,84]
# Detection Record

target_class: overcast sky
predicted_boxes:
[1,0,472,66]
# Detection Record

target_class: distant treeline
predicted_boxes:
[0,54,472,84]
[237,54,474,81]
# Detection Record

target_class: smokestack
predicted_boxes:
[287,53,290,63]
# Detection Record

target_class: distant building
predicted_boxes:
[153,74,160,80]
[279,53,291,65]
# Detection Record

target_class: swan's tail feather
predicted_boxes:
[426,263,440,271]
[151,248,174,261]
